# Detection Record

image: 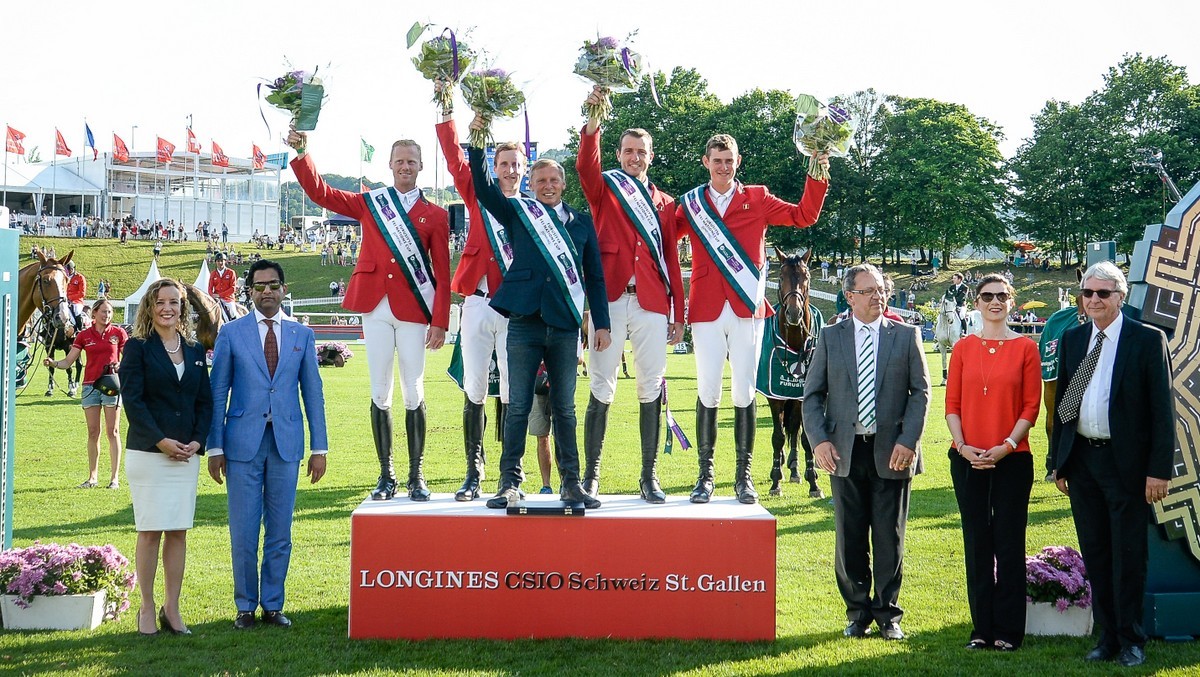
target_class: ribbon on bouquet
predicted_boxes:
[662,378,690,455]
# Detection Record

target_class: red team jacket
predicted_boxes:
[675,180,827,323]
[67,273,86,304]
[208,267,236,302]
[577,129,685,321]
[436,120,505,297]
[291,154,451,329]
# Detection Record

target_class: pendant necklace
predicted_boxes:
[978,336,1004,395]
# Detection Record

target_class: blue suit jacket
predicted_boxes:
[469,146,610,332]
[121,334,213,453]
[208,313,328,463]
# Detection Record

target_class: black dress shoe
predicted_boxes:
[1085,644,1119,662]
[159,607,191,635]
[878,622,905,640]
[1116,646,1146,667]
[561,482,601,509]
[843,621,872,638]
[233,611,256,630]
[261,610,293,628]
[486,486,521,509]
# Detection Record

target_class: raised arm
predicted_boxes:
[468,144,513,224]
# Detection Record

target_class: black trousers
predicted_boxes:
[950,450,1033,646]
[830,435,910,625]
[1066,436,1150,650]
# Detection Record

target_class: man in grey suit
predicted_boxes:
[803,263,930,640]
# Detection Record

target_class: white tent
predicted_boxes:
[122,261,162,321]
[193,259,210,290]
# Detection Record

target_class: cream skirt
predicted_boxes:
[125,449,200,531]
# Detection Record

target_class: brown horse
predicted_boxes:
[765,249,824,498]
[183,283,247,350]
[19,249,84,395]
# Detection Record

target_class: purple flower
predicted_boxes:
[596,36,619,49]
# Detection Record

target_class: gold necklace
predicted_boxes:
[977,338,1003,395]
[979,335,1007,355]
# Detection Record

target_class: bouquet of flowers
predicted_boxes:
[407,22,475,112]
[573,35,647,120]
[1026,545,1092,612]
[0,541,136,620]
[317,341,354,367]
[262,63,328,131]
[460,68,526,149]
[793,93,855,181]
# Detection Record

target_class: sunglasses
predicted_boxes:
[1080,288,1118,299]
[978,292,1009,302]
[252,281,283,292]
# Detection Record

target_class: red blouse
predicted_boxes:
[945,335,1041,452]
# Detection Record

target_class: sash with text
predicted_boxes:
[680,187,764,315]
[363,187,437,322]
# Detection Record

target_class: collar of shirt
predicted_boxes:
[1078,312,1122,438]
[253,308,290,325]
[707,183,737,215]
[852,315,883,336]
[1089,311,1123,347]
[543,201,568,223]
[398,187,421,212]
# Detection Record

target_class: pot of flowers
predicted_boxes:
[0,542,135,631]
[1025,545,1093,636]
[317,341,354,367]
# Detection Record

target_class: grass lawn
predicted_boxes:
[4,338,1200,676]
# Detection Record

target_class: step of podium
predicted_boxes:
[349,494,776,640]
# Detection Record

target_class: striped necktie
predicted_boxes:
[857,325,876,431]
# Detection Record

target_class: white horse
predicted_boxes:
[933,296,962,385]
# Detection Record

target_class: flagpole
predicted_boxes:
[52,135,58,218]
[3,133,8,208]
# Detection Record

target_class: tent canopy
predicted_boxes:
[122,260,162,320]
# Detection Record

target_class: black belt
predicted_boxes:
[1078,435,1111,448]
[856,434,875,445]
[624,284,637,295]
[472,290,490,298]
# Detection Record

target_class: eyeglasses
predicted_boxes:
[252,281,283,292]
[978,292,1009,302]
[847,288,885,297]
[1080,288,1118,299]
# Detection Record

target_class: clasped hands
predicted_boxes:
[958,443,1010,470]
[814,440,916,473]
[156,437,200,462]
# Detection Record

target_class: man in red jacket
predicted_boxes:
[675,133,829,504]
[65,260,87,334]
[436,100,524,501]
[288,127,450,502]
[208,252,239,320]
[576,86,685,503]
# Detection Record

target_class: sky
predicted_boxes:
[4,0,1199,191]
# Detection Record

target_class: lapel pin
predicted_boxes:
[419,217,426,223]
[742,203,750,210]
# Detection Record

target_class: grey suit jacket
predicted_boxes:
[802,317,931,479]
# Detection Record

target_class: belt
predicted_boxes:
[624,284,637,295]
[856,433,875,445]
[1078,435,1111,448]
[472,290,490,299]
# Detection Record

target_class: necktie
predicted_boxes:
[1057,330,1105,424]
[263,318,278,378]
[857,325,876,431]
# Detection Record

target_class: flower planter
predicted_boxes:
[1026,601,1093,636]
[0,591,107,631]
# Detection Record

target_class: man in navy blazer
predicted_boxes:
[468,116,611,509]
[208,259,328,630]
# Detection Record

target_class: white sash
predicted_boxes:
[680,186,764,314]
[601,169,671,294]
[511,198,585,326]
[363,187,436,322]
[477,200,514,275]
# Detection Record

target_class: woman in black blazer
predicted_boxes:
[120,278,212,636]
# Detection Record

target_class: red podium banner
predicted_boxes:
[349,495,776,640]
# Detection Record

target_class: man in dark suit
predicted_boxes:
[468,115,611,510]
[803,263,930,640]
[208,259,329,630]
[1052,261,1174,668]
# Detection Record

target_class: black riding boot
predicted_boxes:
[405,402,431,501]
[582,394,609,498]
[456,398,486,501]
[691,400,718,503]
[639,397,666,504]
[734,403,759,504]
[369,403,397,500]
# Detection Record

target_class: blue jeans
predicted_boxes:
[501,314,581,489]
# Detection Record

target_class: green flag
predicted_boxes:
[360,137,375,162]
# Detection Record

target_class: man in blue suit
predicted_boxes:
[208,259,328,629]
[468,114,611,510]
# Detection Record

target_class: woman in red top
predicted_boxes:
[946,273,1041,651]
[45,298,128,489]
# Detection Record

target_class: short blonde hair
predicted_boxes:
[530,158,565,181]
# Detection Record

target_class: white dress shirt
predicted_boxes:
[852,316,883,435]
[708,184,736,217]
[1077,312,1122,440]
[397,187,421,212]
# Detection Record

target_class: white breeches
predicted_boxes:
[588,292,667,404]
[691,301,764,408]
[459,294,510,404]
[362,296,427,410]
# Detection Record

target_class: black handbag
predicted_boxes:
[94,363,121,397]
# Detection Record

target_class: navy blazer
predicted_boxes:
[1051,316,1175,492]
[120,333,213,454]
[469,146,610,332]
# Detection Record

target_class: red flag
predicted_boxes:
[55,129,72,157]
[6,126,25,154]
[211,141,229,167]
[186,127,200,153]
[157,136,175,163]
[252,144,266,170]
[112,133,129,162]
